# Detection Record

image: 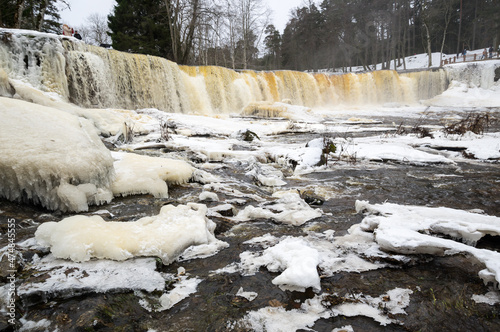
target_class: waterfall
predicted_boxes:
[1,29,451,114]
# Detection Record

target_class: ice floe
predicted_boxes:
[111,151,194,198]
[35,203,226,264]
[234,192,323,226]
[355,200,500,288]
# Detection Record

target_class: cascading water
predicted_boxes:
[0,29,450,114]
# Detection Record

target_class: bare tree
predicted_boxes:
[419,0,433,67]
[165,0,202,64]
[438,0,457,65]
[235,0,270,69]
[77,13,111,46]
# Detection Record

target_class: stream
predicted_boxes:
[1,106,499,332]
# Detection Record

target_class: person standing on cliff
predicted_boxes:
[62,24,73,36]
[74,31,82,40]
[489,46,494,58]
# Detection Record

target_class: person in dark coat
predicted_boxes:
[74,31,82,40]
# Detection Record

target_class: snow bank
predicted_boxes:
[111,151,194,198]
[0,97,114,212]
[35,203,225,264]
[235,192,322,226]
[355,201,500,288]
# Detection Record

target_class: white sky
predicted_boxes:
[59,0,308,33]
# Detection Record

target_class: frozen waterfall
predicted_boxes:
[0,29,451,114]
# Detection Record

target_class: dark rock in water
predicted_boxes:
[494,66,500,82]
[238,129,260,142]
[298,189,324,206]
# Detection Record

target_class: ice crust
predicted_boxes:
[0,97,114,212]
[239,288,412,331]
[17,256,165,297]
[35,203,224,264]
[235,192,322,226]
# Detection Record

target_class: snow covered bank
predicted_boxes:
[35,203,226,264]
[0,97,114,212]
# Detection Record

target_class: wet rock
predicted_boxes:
[236,129,260,142]
[298,189,325,206]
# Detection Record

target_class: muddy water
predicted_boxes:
[1,108,499,331]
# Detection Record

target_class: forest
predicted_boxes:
[1,0,499,72]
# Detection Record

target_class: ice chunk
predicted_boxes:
[111,151,193,198]
[235,192,322,226]
[158,276,202,311]
[355,200,500,288]
[262,237,321,292]
[245,163,286,187]
[472,291,500,305]
[0,97,114,212]
[238,237,321,292]
[239,295,330,332]
[35,203,224,264]
[236,287,258,301]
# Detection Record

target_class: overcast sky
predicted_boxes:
[59,0,308,33]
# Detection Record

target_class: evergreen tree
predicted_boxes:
[0,0,64,33]
[263,24,281,69]
[108,0,172,59]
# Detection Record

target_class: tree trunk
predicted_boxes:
[456,0,462,55]
[423,22,432,67]
[165,0,180,63]
[180,0,199,64]
[472,0,478,50]
[14,0,25,29]
[36,0,49,31]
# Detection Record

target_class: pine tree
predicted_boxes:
[108,0,172,59]
[0,0,63,33]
